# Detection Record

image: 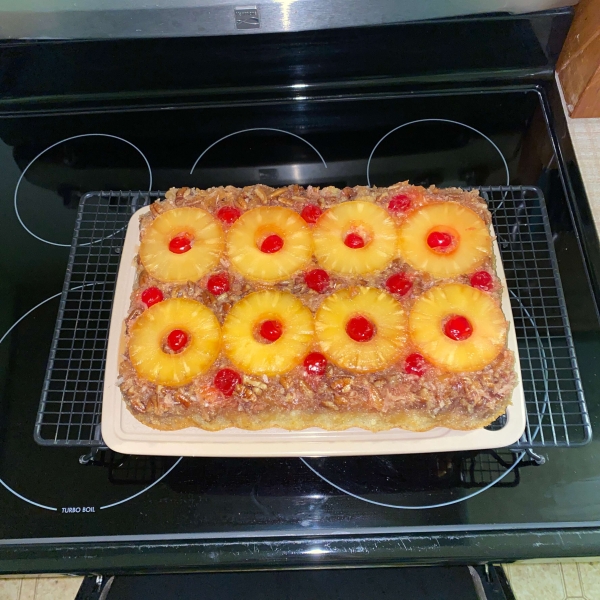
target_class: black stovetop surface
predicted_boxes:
[0,14,599,571]
[0,82,599,547]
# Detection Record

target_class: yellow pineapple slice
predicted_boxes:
[128,298,221,386]
[227,207,313,282]
[409,283,507,372]
[313,201,397,275]
[140,207,225,283]
[397,202,491,278]
[315,286,407,372]
[222,290,314,375]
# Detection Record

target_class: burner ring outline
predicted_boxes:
[0,284,181,512]
[366,118,510,188]
[190,127,327,175]
[300,452,525,511]
[14,133,153,248]
[301,294,547,510]
[99,457,182,510]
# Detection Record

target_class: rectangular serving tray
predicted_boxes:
[102,204,526,457]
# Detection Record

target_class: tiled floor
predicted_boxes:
[0,577,83,600]
[504,562,600,600]
[4,566,600,599]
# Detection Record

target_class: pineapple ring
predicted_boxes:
[140,207,225,283]
[128,298,221,386]
[313,201,398,275]
[227,207,313,282]
[409,283,507,373]
[315,286,407,373]
[223,290,314,376]
[397,202,492,278]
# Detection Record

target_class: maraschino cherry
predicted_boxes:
[207,273,230,296]
[304,352,327,376]
[304,269,330,293]
[426,231,452,250]
[141,287,163,307]
[167,329,188,352]
[217,206,242,224]
[388,194,411,213]
[444,316,473,341]
[405,353,427,376]
[386,273,412,296]
[301,204,322,223]
[470,271,493,291]
[344,232,365,249]
[260,320,283,342]
[214,368,241,396]
[260,234,284,253]
[169,234,192,254]
[346,316,375,342]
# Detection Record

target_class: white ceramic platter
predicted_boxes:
[102,205,526,457]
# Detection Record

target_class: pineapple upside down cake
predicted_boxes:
[119,182,517,432]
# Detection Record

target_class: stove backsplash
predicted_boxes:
[0,9,573,114]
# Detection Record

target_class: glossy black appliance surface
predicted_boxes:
[1,10,600,572]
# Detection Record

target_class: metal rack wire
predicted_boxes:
[460,450,521,488]
[35,186,591,449]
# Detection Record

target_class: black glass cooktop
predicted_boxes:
[0,83,599,546]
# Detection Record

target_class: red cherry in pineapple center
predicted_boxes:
[259,320,283,342]
[214,368,241,396]
[346,316,375,342]
[427,231,453,250]
[169,234,192,254]
[167,329,188,352]
[304,352,327,376]
[344,232,365,249]
[260,234,284,253]
[444,315,473,341]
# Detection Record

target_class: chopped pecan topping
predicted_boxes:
[119,183,515,432]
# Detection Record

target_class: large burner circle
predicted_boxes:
[14,133,152,248]
[0,286,180,512]
[366,118,510,189]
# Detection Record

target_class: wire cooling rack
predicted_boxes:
[35,186,591,448]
